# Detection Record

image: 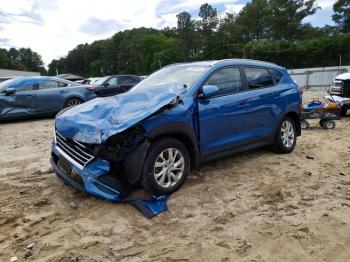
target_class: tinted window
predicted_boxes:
[106,77,117,86]
[119,76,134,85]
[39,80,59,90]
[206,67,242,96]
[245,67,274,89]
[12,79,34,92]
[269,69,283,84]
[132,76,141,83]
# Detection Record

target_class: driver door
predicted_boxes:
[0,79,37,118]
[198,67,253,156]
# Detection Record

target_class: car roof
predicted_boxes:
[9,76,80,84]
[165,59,284,70]
[335,72,350,81]
[105,74,140,77]
[12,76,69,81]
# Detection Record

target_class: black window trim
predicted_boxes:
[196,65,245,99]
[243,65,280,91]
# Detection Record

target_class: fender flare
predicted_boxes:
[124,122,200,185]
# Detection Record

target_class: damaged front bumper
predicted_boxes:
[51,143,131,202]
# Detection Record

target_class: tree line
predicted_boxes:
[0,47,46,74]
[1,0,349,76]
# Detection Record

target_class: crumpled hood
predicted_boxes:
[55,83,187,144]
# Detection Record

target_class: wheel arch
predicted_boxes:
[147,122,200,168]
[285,111,301,136]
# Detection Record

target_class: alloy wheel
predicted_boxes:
[153,148,185,188]
[280,120,295,148]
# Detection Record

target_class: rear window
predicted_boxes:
[244,67,274,89]
[269,69,283,84]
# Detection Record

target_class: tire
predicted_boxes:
[272,117,297,154]
[300,120,309,130]
[64,98,82,109]
[340,106,348,117]
[319,119,326,128]
[322,120,335,129]
[141,138,190,195]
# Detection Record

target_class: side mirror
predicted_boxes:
[4,88,16,96]
[199,85,219,99]
[104,83,110,87]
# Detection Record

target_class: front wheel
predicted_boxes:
[272,117,297,154]
[300,120,309,130]
[141,138,190,195]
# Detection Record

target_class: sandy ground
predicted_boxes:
[1,91,350,261]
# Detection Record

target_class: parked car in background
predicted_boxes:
[329,72,350,116]
[89,75,142,96]
[76,77,101,85]
[0,76,96,120]
[51,59,301,201]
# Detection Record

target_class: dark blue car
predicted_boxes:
[51,59,301,200]
[0,76,96,120]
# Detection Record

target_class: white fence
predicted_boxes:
[288,65,350,91]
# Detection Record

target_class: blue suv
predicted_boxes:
[51,59,301,200]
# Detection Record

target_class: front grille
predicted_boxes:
[55,130,94,169]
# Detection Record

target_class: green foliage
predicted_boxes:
[45,1,350,76]
[333,0,350,32]
[0,47,45,74]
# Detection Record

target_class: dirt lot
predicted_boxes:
[1,91,350,261]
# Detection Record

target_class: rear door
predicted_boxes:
[198,67,251,155]
[118,76,139,93]
[241,67,288,139]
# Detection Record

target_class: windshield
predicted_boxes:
[0,78,19,92]
[333,80,343,87]
[92,76,109,86]
[132,65,209,92]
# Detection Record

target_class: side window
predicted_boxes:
[206,67,242,96]
[119,76,134,85]
[39,80,59,90]
[58,81,68,87]
[11,80,34,92]
[132,76,141,83]
[106,77,117,86]
[245,67,274,89]
[269,69,283,84]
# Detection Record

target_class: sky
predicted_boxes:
[0,0,337,66]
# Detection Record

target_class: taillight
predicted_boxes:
[85,85,95,92]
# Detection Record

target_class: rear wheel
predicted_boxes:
[141,138,190,195]
[321,120,335,129]
[272,117,297,154]
[64,98,82,109]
